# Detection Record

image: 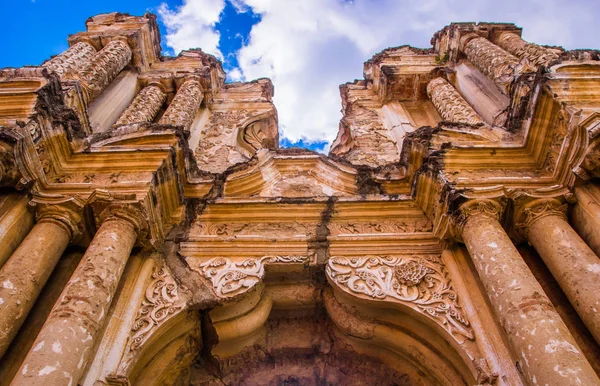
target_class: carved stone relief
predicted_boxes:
[326,255,474,342]
[192,222,314,238]
[328,219,432,236]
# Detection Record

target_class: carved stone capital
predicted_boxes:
[88,190,149,243]
[452,199,505,240]
[30,196,88,243]
[513,197,568,238]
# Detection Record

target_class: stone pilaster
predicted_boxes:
[76,39,132,104]
[158,78,203,131]
[493,32,559,68]
[114,84,166,126]
[455,199,599,385]
[12,205,144,386]
[460,33,524,94]
[426,77,485,125]
[514,197,600,344]
[0,199,84,359]
[42,42,97,78]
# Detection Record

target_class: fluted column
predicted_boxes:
[114,84,166,126]
[456,199,599,385]
[494,32,559,68]
[426,77,485,125]
[158,78,203,131]
[0,194,34,268]
[0,203,82,359]
[460,33,524,94]
[515,198,600,344]
[76,39,132,104]
[42,42,97,78]
[12,208,142,386]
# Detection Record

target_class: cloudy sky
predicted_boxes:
[3,0,599,152]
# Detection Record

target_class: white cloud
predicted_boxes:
[159,0,600,147]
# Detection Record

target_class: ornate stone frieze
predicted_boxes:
[326,255,474,342]
[513,198,568,237]
[460,34,523,94]
[194,222,313,238]
[494,32,559,68]
[328,219,432,236]
[158,78,203,131]
[76,39,132,103]
[114,84,166,126]
[195,256,307,298]
[43,42,97,78]
[129,264,185,351]
[426,77,485,125]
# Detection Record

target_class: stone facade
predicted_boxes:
[0,13,600,386]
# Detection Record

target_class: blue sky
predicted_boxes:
[2,0,599,153]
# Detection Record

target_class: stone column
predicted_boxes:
[158,78,203,131]
[515,198,600,344]
[42,42,97,78]
[493,32,559,68]
[0,203,81,359]
[0,194,34,268]
[572,184,600,258]
[456,199,599,385]
[114,84,166,126]
[0,145,20,188]
[426,77,485,125]
[459,33,523,94]
[76,39,132,104]
[12,208,142,386]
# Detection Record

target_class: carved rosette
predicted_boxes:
[76,39,132,103]
[495,32,559,68]
[158,78,203,131]
[453,199,505,240]
[43,42,97,78]
[513,198,568,237]
[427,78,485,125]
[460,34,523,94]
[129,264,185,351]
[196,256,307,298]
[114,84,166,126]
[326,255,474,342]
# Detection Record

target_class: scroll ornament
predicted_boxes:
[326,255,474,342]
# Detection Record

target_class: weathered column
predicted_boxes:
[42,42,97,78]
[114,84,166,126]
[0,194,34,268]
[76,39,132,104]
[493,32,559,68]
[12,208,142,386]
[0,202,82,359]
[426,77,485,125]
[456,199,599,385]
[459,33,524,94]
[572,184,600,257]
[158,78,203,131]
[515,198,600,344]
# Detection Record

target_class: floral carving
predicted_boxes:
[129,265,185,351]
[514,198,568,236]
[114,85,166,126]
[196,256,307,298]
[194,222,313,237]
[427,78,485,125]
[328,219,432,235]
[454,199,504,237]
[495,32,559,68]
[326,255,473,342]
[159,78,203,131]
[77,39,132,103]
[43,42,97,78]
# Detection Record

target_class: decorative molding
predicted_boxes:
[328,219,432,235]
[513,198,568,237]
[194,222,313,237]
[427,77,485,125]
[129,264,185,351]
[114,84,166,126]
[326,255,474,343]
[196,256,307,298]
[43,42,97,78]
[158,78,203,131]
[494,32,559,68]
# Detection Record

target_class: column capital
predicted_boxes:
[88,190,149,243]
[31,195,88,243]
[513,197,568,238]
[452,199,506,241]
